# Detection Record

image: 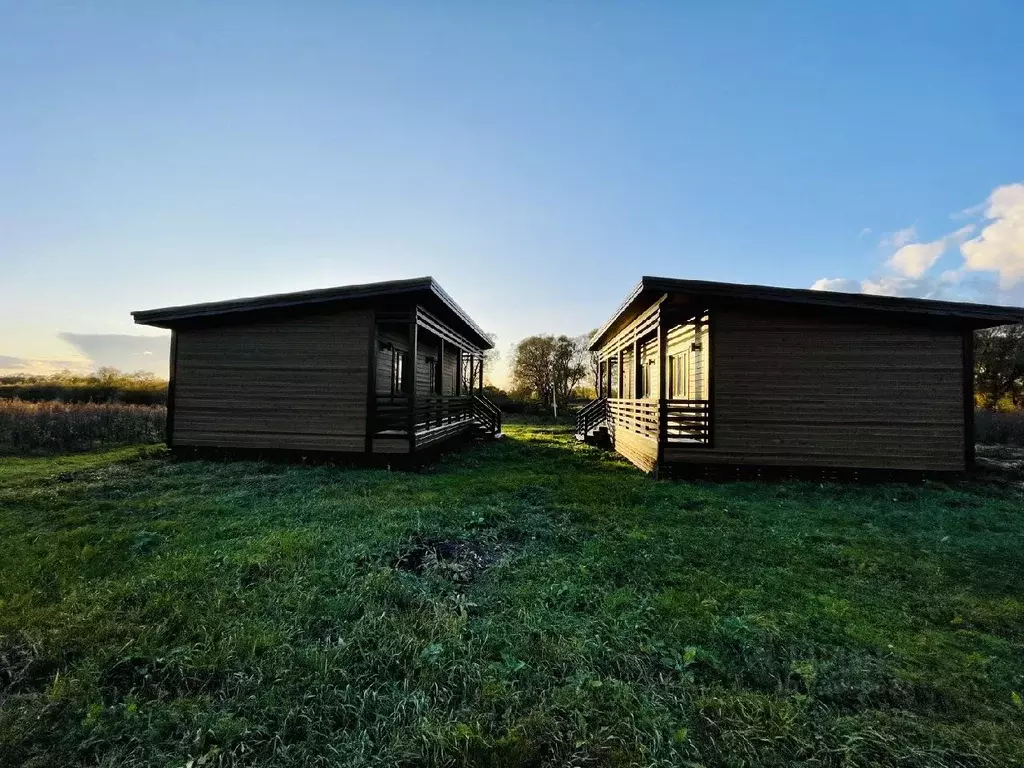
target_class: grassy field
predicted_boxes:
[1,426,1022,767]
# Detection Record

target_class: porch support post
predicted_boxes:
[408,317,418,452]
[364,311,377,454]
[479,353,484,392]
[437,338,445,426]
[633,335,642,399]
[656,310,668,468]
[454,348,461,395]
[617,347,624,399]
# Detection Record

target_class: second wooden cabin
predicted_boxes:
[580,276,1024,475]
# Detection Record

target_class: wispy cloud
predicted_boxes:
[0,355,91,375]
[880,226,917,250]
[57,333,169,375]
[812,182,1024,305]
[1,333,170,376]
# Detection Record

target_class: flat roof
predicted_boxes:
[590,276,1024,349]
[132,276,492,349]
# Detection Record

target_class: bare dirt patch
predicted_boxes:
[394,537,515,584]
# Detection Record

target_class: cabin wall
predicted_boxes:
[665,305,966,471]
[172,309,371,451]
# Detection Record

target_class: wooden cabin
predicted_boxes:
[133,277,500,458]
[579,276,1024,475]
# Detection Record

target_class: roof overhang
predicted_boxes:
[589,276,1024,350]
[132,277,493,349]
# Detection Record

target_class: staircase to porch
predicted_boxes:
[575,397,610,446]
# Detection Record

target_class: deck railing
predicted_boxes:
[608,398,660,440]
[373,395,473,435]
[604,397,710,445]
[373,394,501,438]
[664,399,710,444]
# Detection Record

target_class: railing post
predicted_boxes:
[437,340,445,427]
[408,318,418,452]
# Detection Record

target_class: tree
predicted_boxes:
[510,334,588,413]
[510,336,555,404]
[551,335,588,408]
[975,325,1024,409]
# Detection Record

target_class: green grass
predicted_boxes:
[1,426,1022,767]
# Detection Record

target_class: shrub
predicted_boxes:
[0,400,165,454]
[974,408,1024,445]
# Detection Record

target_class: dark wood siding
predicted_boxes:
[172,309,372,451]
[666,305,966,471]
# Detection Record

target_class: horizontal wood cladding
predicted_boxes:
[173,310,372,451]
[375,325,460,396]
[612,427,659,473]
[678,306,966,471]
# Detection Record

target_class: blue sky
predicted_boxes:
[2,2,1023,383]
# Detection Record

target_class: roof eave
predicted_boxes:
[588,276,1024,350]
[131,276,494,349]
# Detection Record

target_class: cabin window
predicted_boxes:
[425,356,440,394]
[608,357,618,398]
[391,349,407,395]
[643,359,656,398]
[669,353,688,399]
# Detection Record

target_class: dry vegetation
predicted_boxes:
[0,400,165,455]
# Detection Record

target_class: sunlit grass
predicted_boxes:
[1,425,1022,766]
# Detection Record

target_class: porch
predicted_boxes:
[370,306,500,454]
[577,302,712,469]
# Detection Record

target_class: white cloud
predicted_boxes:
[811,277,861,293]
[886,240,946,278]
[884,224,975,279]
[810,181,1024,306]
[960,183,1024,289]
[881,226,917,250]
[0,355,91,375]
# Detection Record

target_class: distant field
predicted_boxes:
[0,372,166,406]
[1,426,1023,767]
